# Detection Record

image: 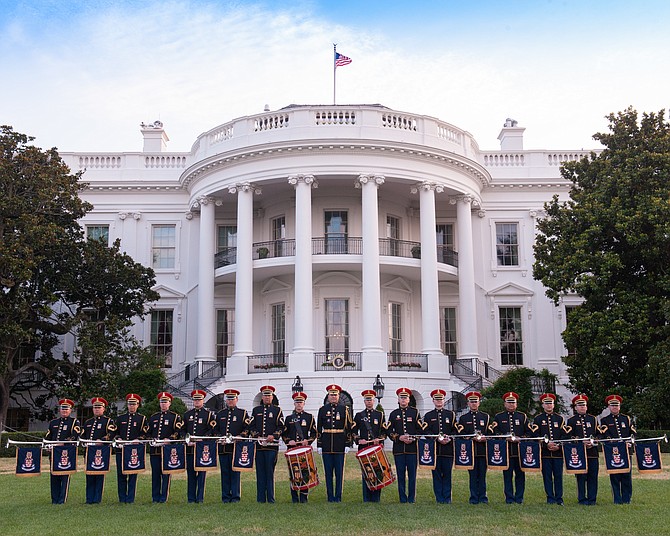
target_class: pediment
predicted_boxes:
[382,277,412,293]
[151,284,186,299]
[486,282,534,297]
[261,278,292,294]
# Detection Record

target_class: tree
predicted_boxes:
[0,126,160,430]
[533,108,670,427]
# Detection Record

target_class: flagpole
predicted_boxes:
[333,43,337,105]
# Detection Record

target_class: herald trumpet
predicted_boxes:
[630,434,668,445]
[486,433,515,440]
[79,438,115,446]
[185,433,229,445]
[5,438,44,448]
[149,438,187,447]
[112,438,153,448]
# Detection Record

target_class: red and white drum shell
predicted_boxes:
[356,444,396,491]
[285,446,319,491]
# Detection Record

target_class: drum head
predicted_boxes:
[285,446,312,457]
[357,444,382,458]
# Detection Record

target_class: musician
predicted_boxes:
[114,393,148,503]
[353,389,386,502]
[248,385,284,503]
[385,387,425,503]
[599,394,636,504]
[423,388,459,504]
[44,398,81,504]
[564,394,599,505]
[457,391,490,504]
[532,393,565,505]
[215,388,248,503]
[282,391,317,503]
[81,397,116,504]
[148,391,184,503]
[183,389,217,503]
[489,391,535,504]
[317,384,353,503]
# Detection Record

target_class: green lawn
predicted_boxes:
[1,454,668,535]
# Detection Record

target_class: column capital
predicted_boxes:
[410,181,444,194]
[356,174,385,188]
[448,194,481,208]
[190,195,222,212]
[228,182,262,195]
[288,174,317,188]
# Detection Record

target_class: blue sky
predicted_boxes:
[1,0,669,152]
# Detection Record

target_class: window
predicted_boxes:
[217,225,237,252]
[271,217,286,257]
[388,302,402,355]
[6,408,30,432]
[496,223,519,266]
[271,303,286,359]
[150,310,173,367]
[216,309,235,366]
[152,225,176,269]
[499,307,523,365]
[325,299,349,355]
[436,224,454,263]
[441,307,458,359]
[387,216,400,256]
[86,225,109,245]
[564,305,578,359]
[324,211,348,253]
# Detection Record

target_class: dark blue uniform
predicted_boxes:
[282,410,317,502]
[423,407,458,503]
[82,414,116,503]
[45,415,81,504]
[183,407,216,503]
[114,411,148,503]
[148,410,183,502]
[248,404,284,503]
[215,405,249,503]
[599,412,636,504]
[458,410,490,504]
[565,413,599,505]
[353,408,386,502]
[533,411,565,504]
[386,406,425,503]
[490,410,534,503]
[317,403,353,502]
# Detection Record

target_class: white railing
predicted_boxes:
[483,153,525,167]
[546,152,587,166]
[144,155,188,168]
[254,113,289,132]
[78,155,123,169]
[381,112,417,131]
[315,110,356,125]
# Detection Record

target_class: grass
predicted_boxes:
[1,454,668,535]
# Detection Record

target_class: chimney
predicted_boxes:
[140,120,169,152]
[497,118,525,151]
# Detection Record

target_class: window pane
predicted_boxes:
[151,310,173,367]
[271,303,286,358]
[216,309,235,365]
[217,226,237,250]
[496,223,519,266]
[152,225,176,269]
[441,307,458,358]
[325,211,348,254]
[388,302,402,355]
[87,225,109,245]
[499,307,523,365]
[325,299,349,354]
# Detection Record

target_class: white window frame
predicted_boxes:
[149,221,181,274]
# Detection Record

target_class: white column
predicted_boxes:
[415,182,447,372]
[289,174,315,372]
[357,174,387,372]
[226,182,259,377]
[195,197,217,366]
[453,195,480,366]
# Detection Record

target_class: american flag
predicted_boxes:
[334,52,352,67]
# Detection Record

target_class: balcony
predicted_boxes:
[312,237,362,255]
[314,352,362,372]
[248,353,288,374]
[254,239,296,259]
[387,352,428,372]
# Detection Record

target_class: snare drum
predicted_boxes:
[356,444,396,491]
[285,446,319,491]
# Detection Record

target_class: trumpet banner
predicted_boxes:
[519,440,542,472]
[417,438,436,470]
[453,438,475,470]
[85,444,111,475]
[602,441,631,475]
[486,438,509,470]
[563,441,588,475]
[194,439,219,471]
[232,440,255,472]
[15,447,42,477]
[635,442,663,474]
[50,444,77,475]
[161,443,186,474]
[121,443,146,475]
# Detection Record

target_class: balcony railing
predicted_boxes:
[312,237,363,255]
[215,247,237,268]
[379,238,421,259]
[314,352,362,371]
[248,353,288,374]
[387,352,428,372]
[437,245,458,267]
[254,239,296,259]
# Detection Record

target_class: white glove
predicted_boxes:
[317,447,322,455]
[344,447,350,454]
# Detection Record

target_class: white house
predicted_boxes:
[53,104,588,416]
